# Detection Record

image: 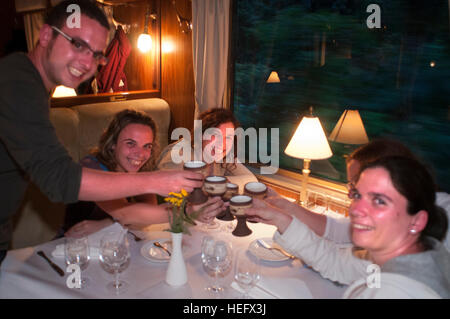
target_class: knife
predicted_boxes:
[37,250,64,277]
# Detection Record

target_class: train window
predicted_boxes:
[232,0,449,192]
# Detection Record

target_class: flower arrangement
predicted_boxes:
[164,189,199,235]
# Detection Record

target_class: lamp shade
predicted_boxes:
[284,116,333,160]
[52,85,77,98]
[328,109,369,144]
[266,71,280,83]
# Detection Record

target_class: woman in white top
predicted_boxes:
[265,139,450,251]
[247,156,450,298]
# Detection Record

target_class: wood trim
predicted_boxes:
[161,0,195,136]
[249,165,350,216]
[50,90,160,108]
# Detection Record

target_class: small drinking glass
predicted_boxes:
[99,232,130,295]
[201,236,233,295]
[65,237,90,289]
[234,249,260,299]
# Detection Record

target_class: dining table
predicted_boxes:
[0,218,347,299]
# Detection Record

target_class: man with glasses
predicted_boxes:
[0,0,202,264]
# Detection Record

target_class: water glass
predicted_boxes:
[201,236,232,295]
[65,237,90,289]
[234,249,260,299]
[99,232,130,295]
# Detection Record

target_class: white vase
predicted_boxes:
[165,232,188,286]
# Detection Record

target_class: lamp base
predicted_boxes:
[300,159,311,207]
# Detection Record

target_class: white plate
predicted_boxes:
[140,239,174,263]
[248,238,290,262]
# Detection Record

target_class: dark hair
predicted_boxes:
[45,0,110,31]
[193,108,241,172]
[195,108,240,134]
[93,109,159,172]
[347,138,416,166]
[361,156,448,248]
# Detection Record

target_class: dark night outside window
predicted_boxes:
[232,0,449,192]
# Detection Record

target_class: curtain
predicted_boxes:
[191,0,231,118]
[23,12,45,52]
[15,0,62,52]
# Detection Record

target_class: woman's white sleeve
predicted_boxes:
[323,216,352,244]
[274,217,370,285]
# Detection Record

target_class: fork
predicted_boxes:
[257,239,295,259]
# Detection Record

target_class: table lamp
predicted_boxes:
[266,71,280,83]
[52,85,77,98]
[328,109,369,144]
[284,107,333,206]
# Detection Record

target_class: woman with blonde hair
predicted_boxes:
[247,156,450,298]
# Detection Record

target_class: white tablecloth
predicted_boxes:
[0,220,346,299]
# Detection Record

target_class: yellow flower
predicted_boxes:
[181,189,188,197]
[169,192,183,199]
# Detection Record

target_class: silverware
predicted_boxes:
[257,239,295,259]
[37,250,65,277]
[153,241,171,256]
[128,231,142,242]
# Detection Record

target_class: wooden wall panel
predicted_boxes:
[161,0,195,137]
[114,0,160,92]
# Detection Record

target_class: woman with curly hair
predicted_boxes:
[157,108,257,188]
[62,109,224,237]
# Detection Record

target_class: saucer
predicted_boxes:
[140,239,174,263]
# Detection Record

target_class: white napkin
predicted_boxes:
[231,276,313,299]
[51,222,126,259]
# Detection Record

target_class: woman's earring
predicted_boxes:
[410,229,417,234]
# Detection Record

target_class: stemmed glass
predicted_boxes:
[234,249,261,299]
[65,237,90,289]
[203,175,228,230]
[99,231,130,295]
[201,236,233,295]
[183,161,208,204]
[230,195,253,237]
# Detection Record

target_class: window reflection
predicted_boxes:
[233,0,449,192]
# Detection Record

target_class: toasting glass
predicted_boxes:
[183,161,208,204]
[203,175,228,230]
[244,182,267,224]
[229,195,253,237]
[217,182,238,222]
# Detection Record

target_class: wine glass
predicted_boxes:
[234,249,261,299]
[99,232,130,295]
[201,236,232,295]
[65,237,90,289]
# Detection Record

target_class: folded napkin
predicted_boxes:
[231,276,313,299]
[51,222,126,259]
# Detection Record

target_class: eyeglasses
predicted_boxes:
[346,182,357,199]
[51,26,108,66]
